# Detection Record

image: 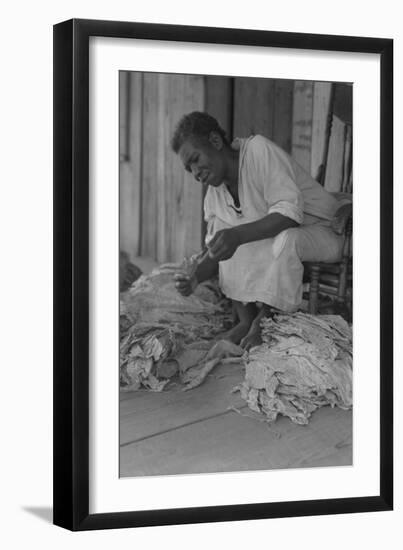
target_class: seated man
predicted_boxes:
[171,111,344,349]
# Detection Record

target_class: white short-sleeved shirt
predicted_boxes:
[204,135,340,244]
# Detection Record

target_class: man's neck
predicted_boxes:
[223,148,240,193]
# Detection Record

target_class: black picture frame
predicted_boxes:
[53,18,393,531]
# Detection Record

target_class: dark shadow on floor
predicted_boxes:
[22,506,53,523]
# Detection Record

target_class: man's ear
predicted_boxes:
[208,131,224,150]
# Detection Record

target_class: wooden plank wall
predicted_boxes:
[233,78,275,139]
[141,74,159,260]
[295,81,353,192]
[324,84,353,193]
[273,80,294,153]
[311,82,332,181]
[119,72,142,259]
[205,76,232,138]
[120,75,351,265]
[154,74,205,263]
[119,72,205,265]
[232,78,294,153]
[291,81,314,173]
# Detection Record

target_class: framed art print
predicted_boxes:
[53,19,393,530]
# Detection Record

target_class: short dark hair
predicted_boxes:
[171,111,228,153]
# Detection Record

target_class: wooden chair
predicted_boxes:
[305,202,352,318]
[305,83,353,319]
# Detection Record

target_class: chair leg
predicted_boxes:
[309,265,321,314]
[337,258,348,304]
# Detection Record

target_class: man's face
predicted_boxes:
[178,134,226,188]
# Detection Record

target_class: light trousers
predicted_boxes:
[217,221,344,312]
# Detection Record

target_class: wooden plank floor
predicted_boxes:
[120,362,352,478]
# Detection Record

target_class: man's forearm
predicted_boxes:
[234,213,299,245]
[194,250,219,283]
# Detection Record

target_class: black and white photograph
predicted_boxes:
[0,0,399,542]
[119,73,353,477]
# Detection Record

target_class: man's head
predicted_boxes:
[171,111,228,153]
[171,112,230,188]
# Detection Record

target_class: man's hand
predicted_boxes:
[173,272,198,296]
[207,228,241,261]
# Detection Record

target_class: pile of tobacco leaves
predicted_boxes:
[237,312,352,425]
[120,260,237,392]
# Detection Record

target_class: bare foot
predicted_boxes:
[221,322,251,345]
[239,304,272,350]
[240,324,263,350]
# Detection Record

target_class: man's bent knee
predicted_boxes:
[272,228,300,259]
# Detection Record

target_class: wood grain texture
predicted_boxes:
[119,72,143,259]
[119,71,129,161]
[120,368,352,476]
[233,77,275,139]
[121,74,342,263]
[205,75,232,139]
[324,115,346,192]
[292,81,314,173]
[203,75,233,242]
[155,73,170,263]
[342,124,353,193]
[311,82,332,180]
[182,75,205,258]
[161,73,186,263]
[272,79,294,152]
[154,74,205,263]
[141,73,159,259]
[120,363,245,445]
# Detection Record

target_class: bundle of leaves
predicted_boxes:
[120,261,233,392]
[238,313,352,425]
